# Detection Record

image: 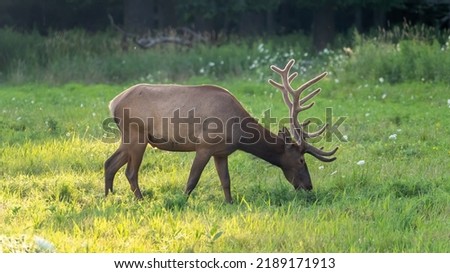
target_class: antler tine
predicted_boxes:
[307,152,337,162]
[269,59,338,162]
[269,59,330,146]
[299,88,321,105]
[304,123,328,139]
[296,72,328,93]
[268,79,292,108]
[269,59,296,95]
[305,145,339,162]
[268,60,297,110]
[288,72,298,84]
[270,59,295,74]
[292,73,326,112]
[269,59,301,143]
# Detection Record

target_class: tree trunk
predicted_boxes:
[124,0,154,33]
[373,9,387,28]
[266,9,275,34]
[238,11,265,35]
[354,6,363,32]
[312,5,335,51]
[158,0,177,28]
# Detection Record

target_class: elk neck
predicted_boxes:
[237,118,284,167]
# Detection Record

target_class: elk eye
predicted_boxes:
[299,158,305,165]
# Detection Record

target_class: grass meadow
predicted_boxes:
[0,27,449,252]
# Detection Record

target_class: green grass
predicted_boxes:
[1,25,449,252]
[1,79,449,252]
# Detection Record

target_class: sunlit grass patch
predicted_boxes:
[0,78,449,252]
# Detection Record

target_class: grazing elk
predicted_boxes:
[104,59,337,203]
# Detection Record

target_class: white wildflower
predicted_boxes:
[319,166,324,170]
[389,134,397,140]
[343,135,348,141]
[249,60,258,70]
[199,68,205,74]
[257,43,264,53]
[208,62,215,67]
[379,77,384,84]
[34,236,55,253]
[381,93,387,99]
[357,160,365,166]
[334,78,340,84]
[365,113,370,117]
[80,103,84,108]
[447,99,450,108]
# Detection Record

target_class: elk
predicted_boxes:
[104,59,338,203]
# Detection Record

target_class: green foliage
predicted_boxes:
[0,28,43,72]
[177,0,280,20]
[1,26,449,85]
[291,0,408,8]
[0,0,122,31]
[0,28,316,84]
[342,27,450,84]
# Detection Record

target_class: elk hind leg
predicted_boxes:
[104,147,128,196]
[185,150,211,197]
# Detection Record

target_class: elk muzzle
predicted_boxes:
[283,164,313,191]
[295,183,313,191]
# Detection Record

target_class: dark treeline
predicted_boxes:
[1,0,449,49]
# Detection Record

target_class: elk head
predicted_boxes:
[269,59,338,191]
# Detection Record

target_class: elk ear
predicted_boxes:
[278,127,293,143]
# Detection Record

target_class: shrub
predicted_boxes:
[342,28,450,85]
[0,26,449,85]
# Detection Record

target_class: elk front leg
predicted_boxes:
[213,155,233,203]
[185,150,211,197]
